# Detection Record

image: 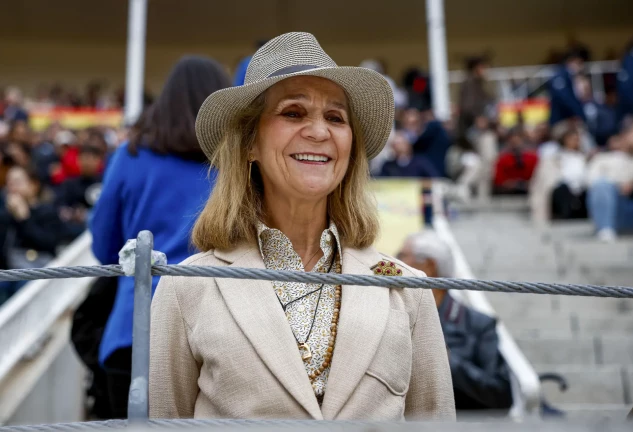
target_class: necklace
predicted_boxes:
[277,253,335,362]
[303,247,322,271]
[309,281,341,384]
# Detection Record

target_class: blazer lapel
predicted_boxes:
[213,245,323,420]
[321,246,390,419]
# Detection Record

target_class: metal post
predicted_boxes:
[124,0,148,125]
[128,230,153,420]
[425,0,451,121]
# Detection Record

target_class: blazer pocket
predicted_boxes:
[366,309,413,396]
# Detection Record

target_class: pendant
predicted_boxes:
[298,343,312,362]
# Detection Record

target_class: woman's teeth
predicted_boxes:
[292,154,329,162]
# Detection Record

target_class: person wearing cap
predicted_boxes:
[397,231,513,413]
[150,32,455,421]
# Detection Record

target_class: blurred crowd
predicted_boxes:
[0,85,131,303]
[2,38,633,306]
[367,40,633,243]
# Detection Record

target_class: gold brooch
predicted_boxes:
[371,260,402,276]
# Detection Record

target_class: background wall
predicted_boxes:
[1,0,631,96]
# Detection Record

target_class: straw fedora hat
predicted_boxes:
[195,32,395,163]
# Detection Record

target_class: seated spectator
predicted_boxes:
[378,130,438,178]
[50,130,81,185]
[412,108,452,178]
[56,145,104,240]
[31,124,60,185]
[576,74,618,148]
[466,116,499,201]
[445,135,484,202]
[397,231,513,413]
[494,127,539,194]
[586,124,633,242]
[2,87,29,122]
[0,166,66,303]
[530,127,588,222]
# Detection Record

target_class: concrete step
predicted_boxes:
[483,292,633,319]
[500,316,633,338]
[602,336,633,365]
[554,403,632,421]
[535,365,631,405]
[515,336,633,367]
[515,337,597,366]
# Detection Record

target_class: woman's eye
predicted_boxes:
[327,115,344,123]
[282,111,301,118]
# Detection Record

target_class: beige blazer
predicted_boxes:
[149,243,456,421]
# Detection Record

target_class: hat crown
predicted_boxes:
[245,32,337,85]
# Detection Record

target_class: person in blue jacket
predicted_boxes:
[89,55,230,418]
[233,39,269,86]
[548,49,586,126]
[617,40,633,126]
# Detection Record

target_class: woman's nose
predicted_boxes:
[301,119,330,142]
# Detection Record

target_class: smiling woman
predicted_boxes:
[149,32,456,422]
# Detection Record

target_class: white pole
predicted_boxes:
[124,0,148,125]
[425,0,451,121]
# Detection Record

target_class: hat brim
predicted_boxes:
[195,66,395,164]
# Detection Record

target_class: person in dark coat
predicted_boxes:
[548,49,586,126]
[398,231,513,413]
[379,130,439,178]
[617,39,633,126]
[412,109,452,178]
[0,165,66,302]
[458,56,494,136]
[56,145,104,240]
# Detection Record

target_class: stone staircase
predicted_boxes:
[448,207,633,419]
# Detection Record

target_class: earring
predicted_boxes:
[247,155,255,188]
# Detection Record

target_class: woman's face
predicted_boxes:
[253,76,353,202]
[6,167,37,199]
[563,132,581,151]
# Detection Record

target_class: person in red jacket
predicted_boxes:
[50,130,81,185]
[494,127,539,194]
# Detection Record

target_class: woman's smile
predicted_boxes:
[290,152,332,164]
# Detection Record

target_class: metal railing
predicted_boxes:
[2,231,633,423]
[448,60,620,103]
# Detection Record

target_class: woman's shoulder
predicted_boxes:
[155,250,227,315]
[375,251,436,325]
[178,250,222,266]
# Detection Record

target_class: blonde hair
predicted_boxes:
[192,92,380,252]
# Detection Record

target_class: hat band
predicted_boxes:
[267,64,319,78]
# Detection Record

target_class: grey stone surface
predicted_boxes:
[501,316,574,335]
[601,337,633,365]
[515,337,596,365]
[449,203,633,408]
[535,365,627,404]
[556,404,633,422]
[577,317,633,333]
[558,297,633,316]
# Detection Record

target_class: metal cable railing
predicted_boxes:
[2,230,633,423]
[2,262,633,298]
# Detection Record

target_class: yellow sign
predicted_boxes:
[29,109,123,132]
[371,179,424,257]
[498,99,550,128]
